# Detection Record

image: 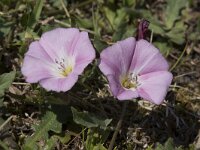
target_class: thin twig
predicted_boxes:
[73,0,94,8]
[65,128,87,149]
[60,0,71,25]
[0,115,14,131]
[54,19,95,34]
[174,71,196,79]
[12,82,31,85]
[170,84,200,97]
[108,101,128,150]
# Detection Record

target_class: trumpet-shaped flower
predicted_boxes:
[99,38,173,104]
[22,28,95,92]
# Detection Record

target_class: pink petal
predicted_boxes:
[39,28,80,60]
[25,41,53,63]
[118,37,136,72]
[130,40,169,75]
[99,37,136,76]
[22,28,96,92]
[106,75,121,97]
[39,73,78,92]
[106,75,139,100]
[117,89,138,100]
[137,71,173,105]
[72,32,96,74]
[21,56,53,83]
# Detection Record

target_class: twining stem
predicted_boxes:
[169,43,188,71]
[108,101,128,150]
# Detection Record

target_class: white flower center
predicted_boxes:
[54,57,74,77]
[120,73,140,90]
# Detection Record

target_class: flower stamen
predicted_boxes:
[120,73,139,90]
[55,58,73,77]
[61,65,73,76]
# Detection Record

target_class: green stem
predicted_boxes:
[170,43,188,71]
[108,101,128,150]
[60,0,71,25]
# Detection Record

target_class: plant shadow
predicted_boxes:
[80,91,199,149]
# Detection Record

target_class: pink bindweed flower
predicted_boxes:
[99,38,173,104]
[22,28,95,92]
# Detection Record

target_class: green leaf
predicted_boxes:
[71,107,112,129]
[32,0,45,22]
[43,134,71,150]
[103,7,115,30]
[103,7,127,31]
[149,22,165,36]
[53,134,71,144]
[92,6,101,37]
[153,42,171,56]
[27,0,45,28]
[23,111,62,150]
[163,138,174,150]
[121,26,136,39]
[164,0,188,29]
[112,24,136,41]
[75,17,93,29]
[43,137,57,150]
[0,18,13,38]
[17,28,39,54]
[0,71,16,97]
[114,8,127,29]
[165,21,186,44]
[49,0,62,9]
[85,128,109,150]
[123,0,137,7]
[112,23,127,41]
[93,144,107,150]
[0,140,9,150]
[155,138,184,150]
[93,38,107,53]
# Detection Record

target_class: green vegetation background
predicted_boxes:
[0,0,199,149]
